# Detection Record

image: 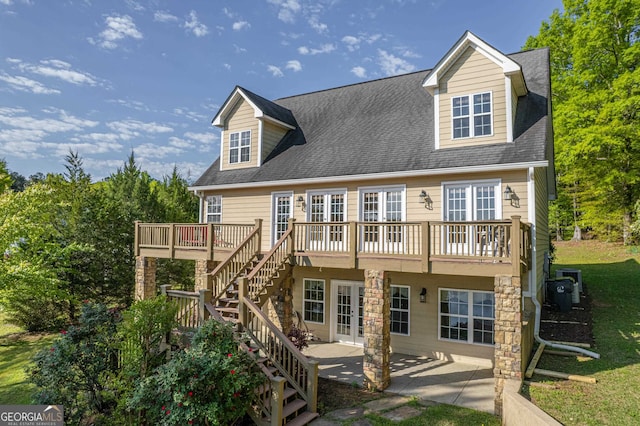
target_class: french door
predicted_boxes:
[332,280,365,345]
[307,191,346,251]
[271,192,292,246]
[360,187,404,253]
[443,181,501,255]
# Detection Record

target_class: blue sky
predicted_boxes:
[0,0,562,181]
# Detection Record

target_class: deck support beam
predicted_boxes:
[135,256,157,301]
[362,269,390,391]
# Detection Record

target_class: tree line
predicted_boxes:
[525,0,640,243]
[0,152,198,331]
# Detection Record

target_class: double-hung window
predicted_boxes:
[439,289,494,345]
[229,130,251,163]
[452,92,492,139]
[205,195,222,223]
[390,285,410,335]
[303,279,325,323]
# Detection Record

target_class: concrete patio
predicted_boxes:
[305,342,495,414]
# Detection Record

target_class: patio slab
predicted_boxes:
[306,342,495,414]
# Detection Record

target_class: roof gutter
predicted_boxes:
[189,160,549,192]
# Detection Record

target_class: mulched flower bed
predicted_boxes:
[539,282,594,346]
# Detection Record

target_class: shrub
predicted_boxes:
[129,319,264,426]
[287,324,310,351]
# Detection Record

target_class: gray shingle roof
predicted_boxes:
[194,47,551,188]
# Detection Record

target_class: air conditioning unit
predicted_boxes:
[556,268,582,293]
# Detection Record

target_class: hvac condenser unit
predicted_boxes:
[556,268,583,293]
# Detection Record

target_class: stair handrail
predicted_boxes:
[245,226,294,302]
[208,219,262,304]
[241,294,318,414]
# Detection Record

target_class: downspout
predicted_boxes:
[528,166,600,359]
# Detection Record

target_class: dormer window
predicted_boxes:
[452,92,492,139]
[229,130,251,163]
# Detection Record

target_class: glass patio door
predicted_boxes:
[360,187,404,253]
[271,192,292,246]
[307,191,346,251]
[332,280,364,345]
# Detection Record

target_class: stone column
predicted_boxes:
[494,274,523,416]
[363,269,390,391]
[194,260,216,292]
[135,256,157,301]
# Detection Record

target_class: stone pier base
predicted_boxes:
[135,256,157,301]
[363,269,390,391]
[494,274,523,416]
[195,260,217,292]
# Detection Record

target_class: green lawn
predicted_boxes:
[0,313,56,404]
[524,241,640,425]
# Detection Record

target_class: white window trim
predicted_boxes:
[302,278,326,325]
[390,284,410,336]
[451,91,493,140]
[229,129,251,164]
[441,179,502,222]
[356,184,406,222]
[205,195,222,223]
[304,188,348,222]
[438,287,495,346]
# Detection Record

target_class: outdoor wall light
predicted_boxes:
[419,287,427,303]
[503,186,520,208]
[418,190,433,210]
[296,195,306,212]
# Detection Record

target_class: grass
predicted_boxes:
[365,403,500,425]
[523,241,640,425]
[0,312,56,404]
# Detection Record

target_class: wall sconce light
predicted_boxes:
[418,190,433,210]
[419,287,427,303]
[503,186,520,208]
[296,195,306,212]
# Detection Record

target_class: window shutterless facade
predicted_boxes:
[390,285,410,335]
[439,288,494,345]
[205,195,222,223]
[303,279,325,324]
[452,92,492,139]
[229,130,251,163]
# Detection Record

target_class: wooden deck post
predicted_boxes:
[168,224,175,258]
[238,277,248,329]
[198,289,211,325]
[134,221,140,256]
[160,284,171,296]
[287,218,296,258]
[206,223,213,260]
[510,216,521,277]
[421,221,430,273]
[254,218,263,255]
[307,360,319,412]
[349,221,357,268]
[270,376,286,426]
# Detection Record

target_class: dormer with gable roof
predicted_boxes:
[212,86,297,171]
[423,31,528,149]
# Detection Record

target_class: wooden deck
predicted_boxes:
[135,217,531,277]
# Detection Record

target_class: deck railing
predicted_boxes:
[160,285,210,329]
[429,220,512,260]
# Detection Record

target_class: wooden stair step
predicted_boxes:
[216,306,239,313]
[282,398,307,419]
[282,387,297,400]
[219,297,238,304]
[285,411,319,426]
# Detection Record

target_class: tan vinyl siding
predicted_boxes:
[534,167,549,301]
[222,98,259,170]
[262,121,289,164]
[438,46,507,148]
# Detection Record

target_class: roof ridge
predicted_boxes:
[275,68,431,102]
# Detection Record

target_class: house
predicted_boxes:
[134,31,554,421]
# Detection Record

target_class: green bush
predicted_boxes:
[28,302,121,424]
[129,319,264,425]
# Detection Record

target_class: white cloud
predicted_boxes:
[184,10,209,37]
[89,14,143,50]
[297,43,335,55]
[267,65,284,77]
[285,60,302,72]
[222,7,234,19]
[0,72,60,94]
[268,0,301,23]
[232,20,250,31]
[107,98,151,112]
[154,10,178,23]
[106,120,173,140]
[0,108,98,133]
[40,140,123,157]
[308,15,327,33]
[172,107,207,123]
[233,44,247,53]
[377,49,416,76]
[397,48,421,58]
[14,59,98,86]
[135,143,183,159]
[0,128,47,142]
[351,66,367,78]
[223,63,231,70]
[184,132,217,144]
[168,137,191,148]
[125,0,144,11]
[342,35,360,50]
[0,0,12,5]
